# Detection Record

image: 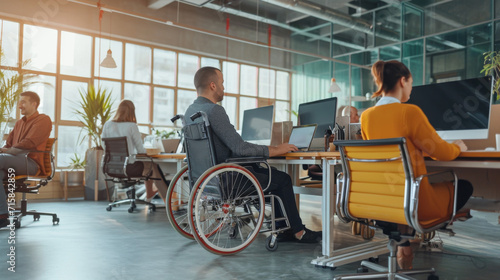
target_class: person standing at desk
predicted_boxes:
[0,91,52,228]
[101,100,169,203]
[184,66,322,243]
[361,60,474,270]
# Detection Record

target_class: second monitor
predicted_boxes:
[298,97,338,150]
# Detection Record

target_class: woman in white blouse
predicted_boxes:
[102,100,168,202]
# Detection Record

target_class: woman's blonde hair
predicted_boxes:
[113,99,137,123]
[371,60,411,98]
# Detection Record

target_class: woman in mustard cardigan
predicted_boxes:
[361,60,474,270]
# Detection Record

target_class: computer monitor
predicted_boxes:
[241,105,274,145]
[298,97,338,150]
[406,76,494,140]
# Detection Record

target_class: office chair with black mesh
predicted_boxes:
[102,136,157,213]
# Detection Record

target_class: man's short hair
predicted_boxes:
[20,91,41,108]
[194,67,220,91]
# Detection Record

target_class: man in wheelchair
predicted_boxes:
[184,67,321,243]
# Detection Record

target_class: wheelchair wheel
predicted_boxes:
[166,166,194,239]
[188,163,265,255]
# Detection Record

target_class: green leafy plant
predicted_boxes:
[74,85,114,149]
[481,51,500,103]
[0,46,45,135]
[154,129,177,139]
[68,153,86,170]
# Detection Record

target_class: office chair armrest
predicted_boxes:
[335,172,351,223]
[416,170,457,183]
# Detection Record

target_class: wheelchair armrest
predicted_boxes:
[225,157,267,164]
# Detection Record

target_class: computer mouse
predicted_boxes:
[484,147,496,151]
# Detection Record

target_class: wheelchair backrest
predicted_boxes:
[183,119,218,188]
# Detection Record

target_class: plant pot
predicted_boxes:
[84,148,107,201]
[162,138,181,153]
[61,170,84,186]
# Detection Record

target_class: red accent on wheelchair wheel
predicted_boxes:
[222,203,230,214]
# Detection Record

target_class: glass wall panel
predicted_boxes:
[221,95,237,126]
[124,83,150,124]
[375,5,401,47]
[403,39,424,86]
[380,45,401,61]
[25,75,56,121]
[276,71,290,100]
[61,31,92,78]
[153,87,175,126]
[222,61,239,94]
[0,20,19,67]
[125,43,151,83]
[403,4,423,41]
[57,125,89,167]
[177,89,197,116]
[351,51,377,110]
[95,38,123,79]
[178,53,198,89]
[259,68,276,99]
[333,57,351,109]
[424,0,490,36]
[240,65,258,96]
[22,25,57,73]
[153,49,176,86]
[61,80,87,121]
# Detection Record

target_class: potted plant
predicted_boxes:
[0,46,44,137]
[60,153,86,193]
[481,51,500,104]
[74,84,114,200]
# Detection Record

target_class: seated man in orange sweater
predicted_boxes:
[0,91,52,228]
[361,60,473,270]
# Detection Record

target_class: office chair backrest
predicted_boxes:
[40,138,56,179]
[102,137,130,179]
[183,120,218,188]
[335,137,413,226]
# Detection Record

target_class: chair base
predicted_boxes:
[106,198,157,213]
[333,240,438,280]
[11,193,60,228]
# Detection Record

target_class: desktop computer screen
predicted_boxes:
[298,97,337,150]
[406,76,493,140]
[241,105,274,145]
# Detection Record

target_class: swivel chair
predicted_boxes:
[102,137,157,213]
[333,138,457,280]
[5,138,59,228]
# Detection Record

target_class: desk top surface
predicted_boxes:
[457,150,500,159]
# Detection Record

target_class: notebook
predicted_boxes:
[287,124,317,152]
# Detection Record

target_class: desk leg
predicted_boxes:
[63,171,68,201]
[322,158,335,257]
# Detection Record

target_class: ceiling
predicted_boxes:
[144,0,488,56]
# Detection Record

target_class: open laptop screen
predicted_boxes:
[288,125,317,151]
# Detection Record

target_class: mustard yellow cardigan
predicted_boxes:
[360,103,460,224]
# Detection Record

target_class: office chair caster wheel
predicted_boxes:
[149,205,156,213]
[131,202,137,210]
[106,206,112,211]
[53,217,60,225]
[265,235,278,251]
[128,207,134,213]
[428,274,439,280]
[368,257,379,264]
[423,231,436,241]
[15,220,21,229]
[34,214,40,221]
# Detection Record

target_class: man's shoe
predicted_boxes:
[276,229,295,242]
[0,218,10,229]
[296,227,322,243]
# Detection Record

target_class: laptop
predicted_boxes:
[287,124,317,152]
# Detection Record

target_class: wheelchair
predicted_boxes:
[165,112,291,255]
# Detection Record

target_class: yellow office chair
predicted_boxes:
[333,137,457,280]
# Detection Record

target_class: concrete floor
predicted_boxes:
[0,196,499,280]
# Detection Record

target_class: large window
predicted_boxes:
[1,18,291,168]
